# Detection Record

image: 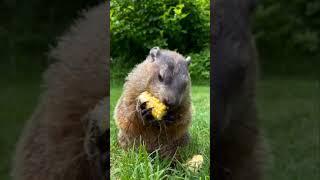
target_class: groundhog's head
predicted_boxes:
[146,47,191,108]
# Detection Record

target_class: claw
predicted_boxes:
[140,107,153,121]
[141,107,152,116]
[140,101,147,110]
[163,112,175,124]
[140,107,161,126]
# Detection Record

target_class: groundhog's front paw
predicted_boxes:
[162,111,175,124]
[139,102,159,126]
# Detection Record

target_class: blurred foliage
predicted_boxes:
[253,0,319,65]
[110,0,210,63]
[251,0,320,78]
[110,56,136,82]
[188,47,210,81]
[0,0,101,71]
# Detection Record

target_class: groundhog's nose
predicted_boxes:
[164,98,176,108]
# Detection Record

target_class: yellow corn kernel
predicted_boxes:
[185,154,204,173]
[138,91,167,120]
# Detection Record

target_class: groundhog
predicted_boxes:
[212,0,267,180]
[114,47,192,159]
[11,3,109,180]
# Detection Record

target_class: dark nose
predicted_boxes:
[164,98,176,107]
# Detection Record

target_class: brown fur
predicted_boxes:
[213,0,268,179]
[11,3,109,180]
[114,49,192,159]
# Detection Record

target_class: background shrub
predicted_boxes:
[188,47,210,82]
[253,0,319,77]
[110,0,210,64]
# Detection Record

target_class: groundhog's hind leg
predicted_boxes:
[159,133,190,160]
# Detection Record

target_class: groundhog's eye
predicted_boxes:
[158,74,163,82]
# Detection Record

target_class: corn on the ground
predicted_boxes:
[138,91,167,120]
[185,154,204,173]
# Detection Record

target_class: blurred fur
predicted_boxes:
[12,3,109,180]
[213,0,268,179]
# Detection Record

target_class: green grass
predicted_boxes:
[257,79,319,180]
[110,83,211,179]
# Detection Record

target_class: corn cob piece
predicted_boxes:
[138,91,167,120]
[185,154,204,173]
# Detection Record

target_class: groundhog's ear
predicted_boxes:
[185,56,191,66]
[149,47,160,61]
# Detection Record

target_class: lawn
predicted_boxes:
[110,83,211,179]
[257,78,319,180]
[0,78,318,179]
